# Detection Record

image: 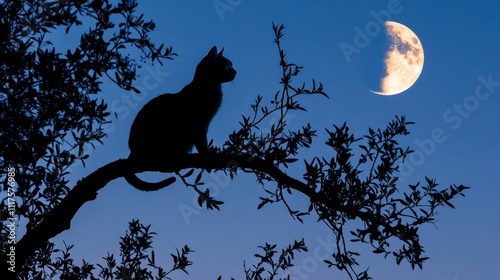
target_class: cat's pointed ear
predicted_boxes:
[218,48,224,56]
[208,46,217,58]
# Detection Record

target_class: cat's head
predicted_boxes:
[195,46,236,84]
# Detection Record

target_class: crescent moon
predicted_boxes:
[371,21,424,96]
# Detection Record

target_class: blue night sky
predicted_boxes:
[54,1,499,279]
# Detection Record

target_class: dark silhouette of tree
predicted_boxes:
[0,1,468,280]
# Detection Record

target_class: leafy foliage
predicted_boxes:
[212,23,468,279]
[313,120,469,278]
[0,0,174,250]
[18,220,192,280]
[176,168,225,211]
[0,0,175,278]
[243,239,308,280]
[97,220,193,280]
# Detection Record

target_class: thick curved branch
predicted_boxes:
[7,153,316,271]
[11,159,128,273]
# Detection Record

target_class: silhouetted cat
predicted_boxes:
[125,46,236,191]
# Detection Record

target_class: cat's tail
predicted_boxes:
[124,173,176,191]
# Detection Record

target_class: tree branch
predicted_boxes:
[6,153,316,271]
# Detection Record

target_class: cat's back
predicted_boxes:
[143,92,178,110]
[129,93,178,146]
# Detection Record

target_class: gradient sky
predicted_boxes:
[54,1,500,279]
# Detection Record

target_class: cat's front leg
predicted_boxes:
[194,130,208,154]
